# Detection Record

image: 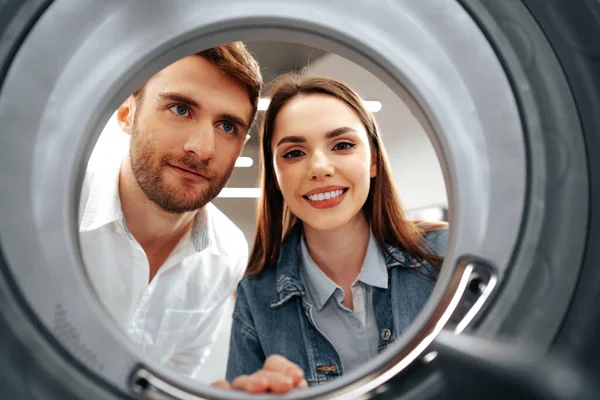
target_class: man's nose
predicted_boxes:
[183,122,216,161]
[307,151,334,181]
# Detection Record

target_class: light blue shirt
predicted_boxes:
[299,230,388,373]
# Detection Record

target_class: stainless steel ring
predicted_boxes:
[0,0,524,398]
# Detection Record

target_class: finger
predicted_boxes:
[230,374,269,394]
[210,380,231,390]
[263,355,304,383]
[295,379,309,390]
[249,369,296,394]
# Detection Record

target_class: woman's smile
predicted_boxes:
[303,188,349,209]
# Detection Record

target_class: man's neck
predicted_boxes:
[303,212,371,290]
[118,159,197,255]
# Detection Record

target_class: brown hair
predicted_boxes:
[134,41,263,126]
[246,73,447,277]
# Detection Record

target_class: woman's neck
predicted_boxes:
[303,212,371,289]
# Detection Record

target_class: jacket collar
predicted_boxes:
[271,225,306,308]
[271,225,422,308]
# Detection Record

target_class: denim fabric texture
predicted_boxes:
[226,225,448,386]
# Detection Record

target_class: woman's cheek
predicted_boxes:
[274,166,293,201]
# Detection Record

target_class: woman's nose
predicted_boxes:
[307,151,334,180]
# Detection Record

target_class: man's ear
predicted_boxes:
[116,96,136,135]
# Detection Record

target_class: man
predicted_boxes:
[79,42,305,393]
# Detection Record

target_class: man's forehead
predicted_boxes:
[146,56,230,91]
[141,57,252,116]
[145,57,249,99]
[144,57,205,90]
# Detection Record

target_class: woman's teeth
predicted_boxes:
[307,189,344,201]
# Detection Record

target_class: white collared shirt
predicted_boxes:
[78,142,247,381]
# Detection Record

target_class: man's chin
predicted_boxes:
[154,191,217,214]
[142,177,223,213]
[156,201,205,214]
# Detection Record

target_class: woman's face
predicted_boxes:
[271,94,376,232]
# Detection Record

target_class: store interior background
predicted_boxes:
[89,40,448,382]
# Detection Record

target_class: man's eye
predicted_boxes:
[282,150,305,159]
[217,122,236,134]
[333,142,355,151]
[169,105,190,117]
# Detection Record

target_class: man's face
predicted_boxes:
[120,55,252,213]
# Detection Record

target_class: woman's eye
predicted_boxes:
[169,105,190,117]
[282,149,305,159]
[333,142,355,151]
[217,122,236,135]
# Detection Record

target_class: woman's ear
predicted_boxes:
[116,96,136,135]
[274,171,281,191]
[370,150,378,178]
[271,156,282,191]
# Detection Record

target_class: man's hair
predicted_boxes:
[134,42,263,126]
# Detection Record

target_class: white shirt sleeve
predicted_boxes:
[166,233,249,381]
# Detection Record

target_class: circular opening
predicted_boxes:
[85,38,452,390]
[0,1,527,399]
[79,36,459,400]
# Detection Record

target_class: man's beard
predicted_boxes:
[129,124,234,214]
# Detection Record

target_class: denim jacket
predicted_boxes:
[226,226,448,386]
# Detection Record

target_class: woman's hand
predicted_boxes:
[212,355,308,394]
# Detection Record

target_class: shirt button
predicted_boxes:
[381,328,392,341]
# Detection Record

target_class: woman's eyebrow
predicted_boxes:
[276,126,356,148]
[325,126,355,139]
[276,135,306,147]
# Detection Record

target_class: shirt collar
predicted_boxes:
[300,236,337,311]
[79,150,125,233]
[357,230,389,289]
[79,144,216,255]
[300,229,389,311]
[191,204,218,254]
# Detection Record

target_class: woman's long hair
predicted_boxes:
[246,73,446,277]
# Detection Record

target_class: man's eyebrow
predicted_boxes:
[157,92,250,131]
[156,92,199,108]
[220,113,250,131]
[275,126,356,148]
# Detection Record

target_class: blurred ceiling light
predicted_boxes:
[257,98,382,112]
[365,100,382,112]
[407,206,446,222]
[257,98,271,111]
[217,188,261,198]
[235,157,254,168]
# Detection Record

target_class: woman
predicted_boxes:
[226,73,448,387]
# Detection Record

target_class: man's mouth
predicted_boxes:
[168,164,207,180]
